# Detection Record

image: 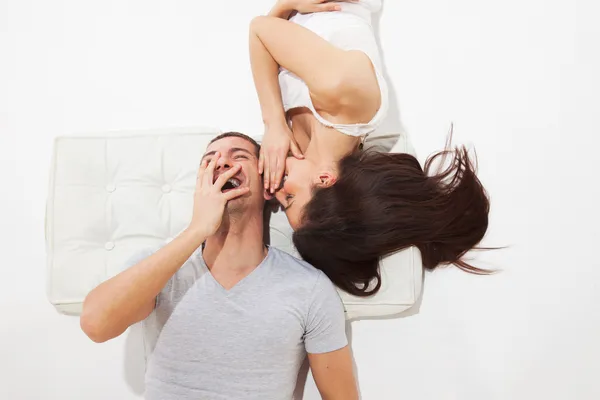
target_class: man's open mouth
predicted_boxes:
[221,177,241,192]
[214,171,245,193]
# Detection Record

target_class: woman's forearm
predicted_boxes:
[249,18,288,128]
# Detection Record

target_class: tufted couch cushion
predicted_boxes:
[45,127,422,319]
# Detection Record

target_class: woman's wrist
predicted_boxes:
[268,0,295,18]
[263,115,289,131]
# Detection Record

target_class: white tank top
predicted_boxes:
[278,0,389,138]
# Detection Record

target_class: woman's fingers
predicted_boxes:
[317,3,342,12]
[273,154,286,193]
[316,0,359,12]
[264,156,271,191]
[223,186,250,201]
[265,151,282,192]
[270,154,281,193]
[214,164,242,191]
[289,139,304,159]
[258,151,265,175]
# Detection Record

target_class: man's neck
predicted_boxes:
[203,210,267,274]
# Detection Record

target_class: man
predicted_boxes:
[80,132,358,400]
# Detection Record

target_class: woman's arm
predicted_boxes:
[249,13,379,191]
[249,18,289,129]
[250,11,304,194]
[270,0,351,18]
[258,0,360,123]
[250,15,376,113]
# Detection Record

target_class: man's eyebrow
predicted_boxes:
[201,147,256,161]
[201,150,217,161]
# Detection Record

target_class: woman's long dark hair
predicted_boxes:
[292,141,490,297]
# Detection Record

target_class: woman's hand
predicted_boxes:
[278,0,357,14]
[188,153,250,238]
[260,123,304,194]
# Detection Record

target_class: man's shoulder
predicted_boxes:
[269,246,318,271]
[268,246,326,285]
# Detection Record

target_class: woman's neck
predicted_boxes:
[290,110,360,164]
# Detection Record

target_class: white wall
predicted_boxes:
[1,0,599,399]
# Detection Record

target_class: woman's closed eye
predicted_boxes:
[234,155,249,160]
[284,194,294,210]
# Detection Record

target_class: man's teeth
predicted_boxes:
[227,178,240,188]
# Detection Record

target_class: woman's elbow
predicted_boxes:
[249,15,272,35]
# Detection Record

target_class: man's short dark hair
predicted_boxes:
[209,131,260,157]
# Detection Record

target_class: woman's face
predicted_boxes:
[274,156,317,230]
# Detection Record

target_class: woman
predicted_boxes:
[250,0,490,296]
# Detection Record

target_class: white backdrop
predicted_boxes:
[1,0,599,399]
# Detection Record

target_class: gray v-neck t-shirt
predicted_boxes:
[127,246,347,400]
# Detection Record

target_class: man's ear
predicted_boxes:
[263,188,274,201]
[314,171,337,188]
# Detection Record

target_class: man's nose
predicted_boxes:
[215,154,232,170]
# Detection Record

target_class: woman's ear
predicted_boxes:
[314,171,337,188]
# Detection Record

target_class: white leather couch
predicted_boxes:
[45,127,422,319]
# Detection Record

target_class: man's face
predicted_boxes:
[202,136,263,212]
